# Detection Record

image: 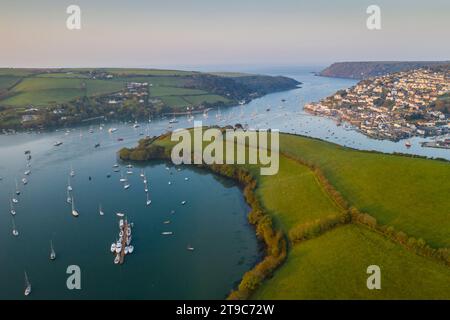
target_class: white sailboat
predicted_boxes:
[146,193,152,206]
[50,240,56,260]
[15,179,20,195]
[67,177,73,192]
[70,165,75,177]
[10,199,16,216]
[12,217,19,236]
[123,182,130,190]
[119,171,127,183]
[24,271,31,296]
[99,204,105,216]
[66,190,72,204]
[71,197,79,217]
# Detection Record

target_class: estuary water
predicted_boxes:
[0,66,448,299]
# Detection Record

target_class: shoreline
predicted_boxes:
[119,130,450,299]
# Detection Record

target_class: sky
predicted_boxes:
[1,0,449,68]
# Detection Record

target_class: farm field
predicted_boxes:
[278,134,450,248]
[123,131,450,300]
[1,78,124,107]
[253,225,450,299]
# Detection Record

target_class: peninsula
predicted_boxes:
[120,129,450,300]
[0,68,300,132]
[319,61,450,80]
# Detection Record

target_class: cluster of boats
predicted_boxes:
[9,151,34,237]
[110,217,134,264]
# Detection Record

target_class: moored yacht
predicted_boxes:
[67,177,73,191]
[10,199,16,216]
[12,217,19,236]
[24,272,31,296]
[50,240,56,260]
[15,179,20,195]
[71,197,79,217]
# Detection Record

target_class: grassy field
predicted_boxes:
[253,225,450,299]
[1,78,124,107]
[258,156,343,231]
[149,86,207,97]
[0,69,234,110]
[0,76,21,91]
[183,94,230,105]
[279,134,450,248]
[135,131,450,299]
[159,96,190,109]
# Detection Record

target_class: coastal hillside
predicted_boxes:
[120,130,450,299]
[0,68,299,131]
[319,61,450,79]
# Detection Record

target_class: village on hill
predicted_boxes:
[306,67,450,142]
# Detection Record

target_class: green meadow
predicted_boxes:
[1,77,124,107]
[279,134,450,248]
[258,155,343,231]
[254,225,450,300]
[125,130,450,299]
[0,69,236,111]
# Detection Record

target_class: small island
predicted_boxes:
[0,68,300,132]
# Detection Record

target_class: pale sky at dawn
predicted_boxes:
[1,0,449,68]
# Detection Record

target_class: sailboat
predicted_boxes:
[71,197,79,217]
[12,217,19,236]
[67,177,73,192]
[140,169,145,178]
[123,182,131,190]
[99,204,105,216]
[119,172,127,183]
[50,240,56,260]
[15,179,20,195]
[146,193,152,206]
[10,199,16,216]
[70,165,75,177]
[24,271,31,296]
[66,190,72,204]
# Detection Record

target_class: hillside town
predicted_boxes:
[305,68,450,142]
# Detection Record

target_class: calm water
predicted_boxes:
[0,67,448,299]
[0,131,259,299]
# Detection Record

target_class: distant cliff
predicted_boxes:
[319,61,450,79]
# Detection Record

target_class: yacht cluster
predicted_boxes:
[111,217,134,265]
